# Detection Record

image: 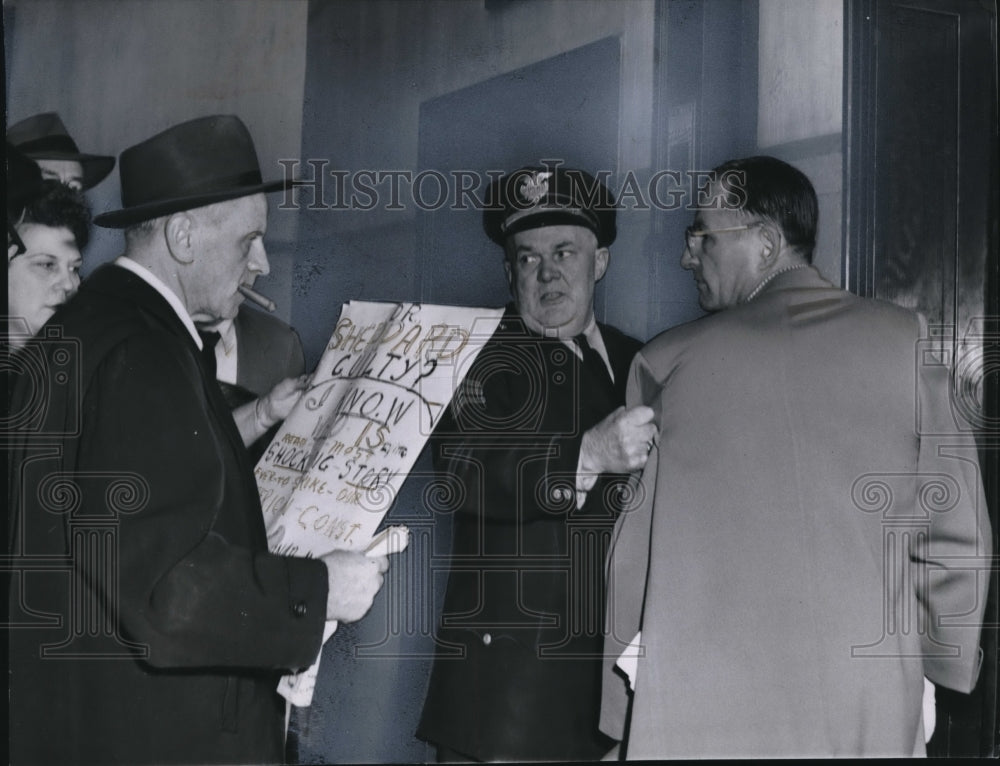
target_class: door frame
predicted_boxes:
[843,0,1000,755]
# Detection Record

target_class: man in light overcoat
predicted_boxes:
[601,155,992,758]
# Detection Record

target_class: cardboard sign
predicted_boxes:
[255,300,504,705]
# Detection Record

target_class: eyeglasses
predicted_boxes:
[684,223,759,251]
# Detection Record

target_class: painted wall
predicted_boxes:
[5,0,846,343]
[292,0,660,367]
[758,0,844,285]
[4,1,850,762]
[5,0,666,366]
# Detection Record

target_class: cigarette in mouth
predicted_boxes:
[238,284,277,312]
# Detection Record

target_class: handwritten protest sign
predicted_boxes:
[255,300,504,706]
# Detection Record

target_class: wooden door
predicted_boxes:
[845,0,999,755]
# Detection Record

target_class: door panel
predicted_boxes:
[845,0,999,755]
[416,35,622,309]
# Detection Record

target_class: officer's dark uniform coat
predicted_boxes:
[417,305,640,761]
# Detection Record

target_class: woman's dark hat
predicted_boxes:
[483,165,617,248]
[6,142,45,219]
[7,112,115,190]
[93,114,292,229]
[7,143,45,254]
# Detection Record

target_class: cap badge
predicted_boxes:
[518,171,552,205]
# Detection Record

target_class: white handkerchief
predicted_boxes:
[364,525,410,557]
[277,620,338,707]
[616,631,642,691]
[923,677,935,743]
[277,526,411,709]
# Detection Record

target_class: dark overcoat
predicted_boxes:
[417,306,641,761]
[7,264,328,765]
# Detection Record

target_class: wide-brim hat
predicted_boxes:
[483,164,618,248]
[94,114,291,229]
[7,112,116,191]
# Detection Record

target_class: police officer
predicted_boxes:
[417,164,656,762]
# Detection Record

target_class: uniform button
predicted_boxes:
[482,632,492,646]
[292,601,308,617]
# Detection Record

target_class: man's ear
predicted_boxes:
[594,247,610,282]
[164,212,194,265]
[503,257,513,291]
[757,224,782,269]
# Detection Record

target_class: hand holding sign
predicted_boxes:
[322,548,389,623]
[257,301,503,707]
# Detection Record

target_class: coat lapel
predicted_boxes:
[86,265,257,485]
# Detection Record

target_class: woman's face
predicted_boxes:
[7,223,82,346]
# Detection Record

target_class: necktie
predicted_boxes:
[575,333,613,392]
[198,330,221,381]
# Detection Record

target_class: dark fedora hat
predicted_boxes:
[94,114,291,229]
[7,112,115,190]
[483,164,618,248]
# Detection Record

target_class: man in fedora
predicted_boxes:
[416,165,657,762]
[7,111,115,191]
[6,115,389,765]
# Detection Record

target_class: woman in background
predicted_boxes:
[6,179,90,348]
[5,165,301,449]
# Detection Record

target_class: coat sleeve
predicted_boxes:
[600,350,658,740]
[912,315,992,692]
[76,332,328,671]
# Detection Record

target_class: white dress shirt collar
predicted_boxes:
[211,318,239,385]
